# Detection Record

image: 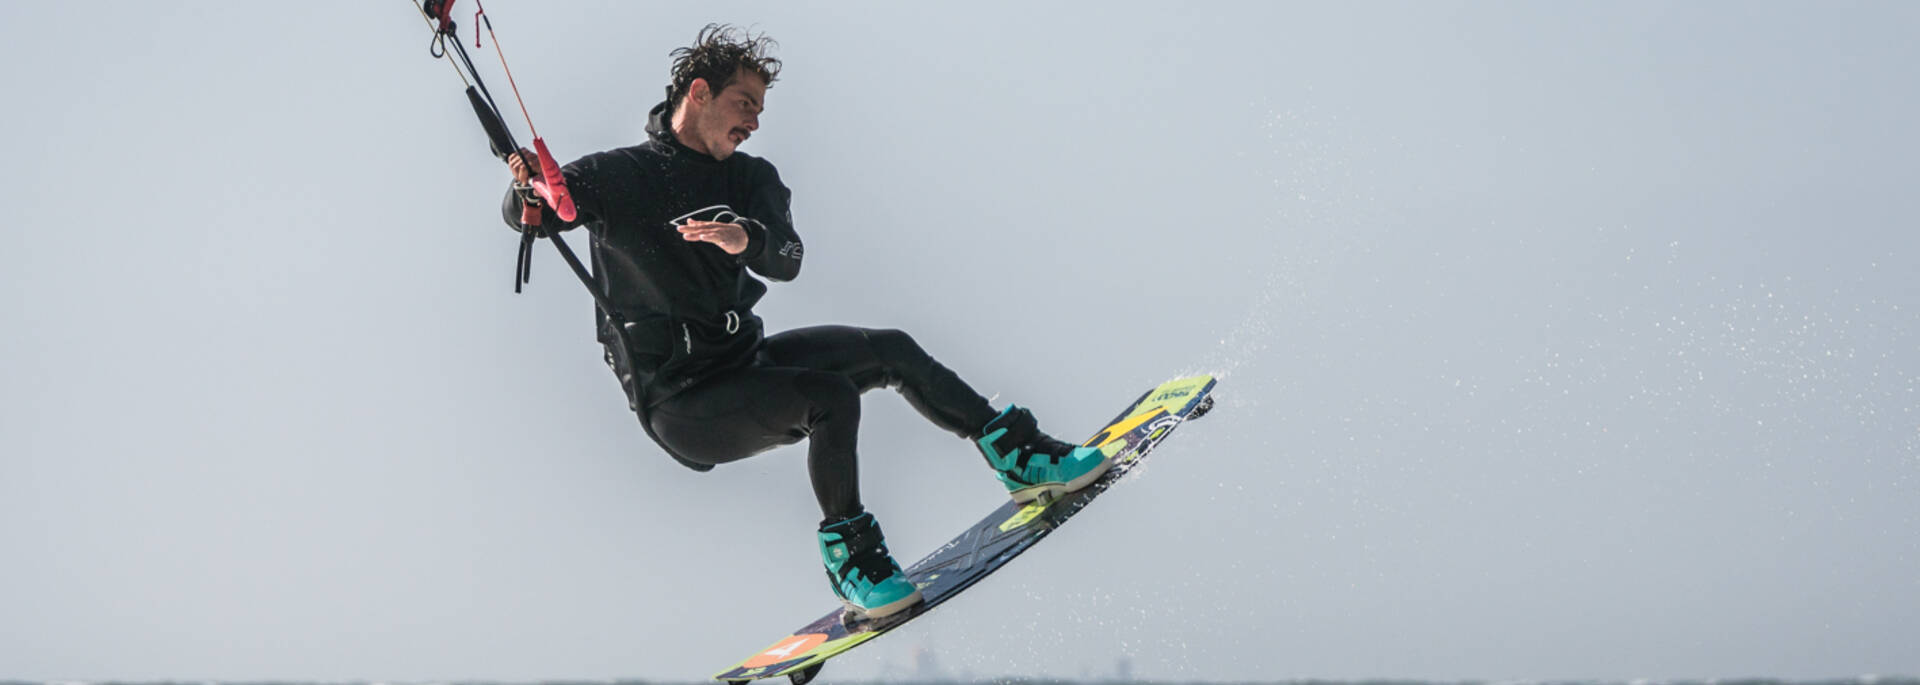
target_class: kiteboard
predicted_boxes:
[713,374,1219,684]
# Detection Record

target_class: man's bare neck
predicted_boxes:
[669,103,708,155]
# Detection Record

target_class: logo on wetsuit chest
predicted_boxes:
[669,204,742,227]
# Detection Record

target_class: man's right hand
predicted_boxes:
[507,147,539,184]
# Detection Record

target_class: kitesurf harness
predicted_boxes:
[408,0,713,471]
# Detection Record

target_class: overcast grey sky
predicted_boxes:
[3,1,1917,682]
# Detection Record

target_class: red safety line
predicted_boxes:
[473,0,541,138]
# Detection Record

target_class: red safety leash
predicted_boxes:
[470,0,575,222]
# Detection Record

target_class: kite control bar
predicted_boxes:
[417,0,574,224]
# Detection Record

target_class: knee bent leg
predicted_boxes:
[792,369,862,427]
[865,328,933,379]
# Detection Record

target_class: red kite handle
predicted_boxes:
[528,137,575,222]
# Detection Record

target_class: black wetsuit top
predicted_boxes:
[503,102,804,408]
[499,103,996,505]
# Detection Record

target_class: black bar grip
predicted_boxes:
[465,85,517,161]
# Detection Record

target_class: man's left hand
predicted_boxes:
[678,220,749,255]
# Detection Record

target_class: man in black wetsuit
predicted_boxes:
[503,25,1108,618]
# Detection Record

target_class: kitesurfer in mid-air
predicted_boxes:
[502,24,1106,619]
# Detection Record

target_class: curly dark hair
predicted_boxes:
[664,24,781,114]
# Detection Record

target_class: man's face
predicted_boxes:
[688,70,766,160]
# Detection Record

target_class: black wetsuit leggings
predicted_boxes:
[647,326,999,520]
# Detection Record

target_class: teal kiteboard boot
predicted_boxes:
[817,511,922,619]
[974,405,1112,504]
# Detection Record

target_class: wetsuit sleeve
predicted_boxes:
[499,155,605,234]
[732,160,803,282]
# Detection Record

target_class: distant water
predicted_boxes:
[8,679,1916,685]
